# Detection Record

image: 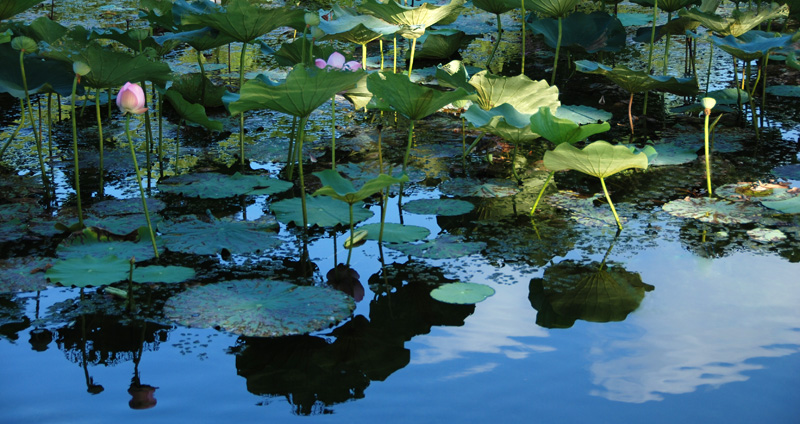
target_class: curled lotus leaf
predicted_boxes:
[530,107,610,146]
[468,71,560,113]
[463,103,540,144]
[164,279,356,337]
[0,0,43,21]
[431,282,495,305]
[471,0,518,15]
[318,6,402,45]
[366,71,471,121]
[56,227,163,262]
[678,3,789,37]
[155,27,235,53]
[403,198,475,216]
[312,170,409,205]
[554,104,612,125]
[575,60,698,96]
[662,197,765,224]
[387,234,486,259]
[715,183,799,202]
[46,255,130,288]
[543,140,649,178]
[174,0,303,43]
[708,31,795,61]
[164,88,224,131]
[630,0,701,13]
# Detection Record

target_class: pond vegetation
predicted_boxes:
[1,0,800,421]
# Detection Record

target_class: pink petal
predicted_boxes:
[314,58,327,69]
[327,52,345,69]
[343,61,361,71]
[116,82,147,114]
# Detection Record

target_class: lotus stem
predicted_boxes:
[403,119,415,173]
[461,116,466,170]
[511,142,520,181]
[704,107,713,197]
[464,132,485,160]
[408,38,417,77]
[296,116,310,228]
[643,0,658,116]
[378,124,384,174]
[94,89,105,196]
[157,88,164,178]
[46,94,53,161]
[393,37,397,73]
[362,43,368,71]
[346,203,354,266]
[745,61,759,138]
[599,176,622,230]
[286,115,297,180]
[662,11,672,76]
[551,17,562,85]
[125,114,159,259]
[380,39,385,70]
[761,54,769,127]
[70,74,84,227]
[300,26,308,64]
[486,14,502,72]
[20,50,48,190]
[196,49,206,105]
[238,41,248,167]
[0,99,26,160]
[705,41,714,94]
[628,92,635,134]
[520,0,526,74]
[530,171,554,216]
[331,96,337,170]
[175,120,182,174]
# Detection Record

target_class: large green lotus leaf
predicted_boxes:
[469,70,560,113]
[630,0,701,13]
[435,59,474,93]
[6,16,67,44]
[0,0,42,21]
[82,214,158,236]
[526,0,582,18]
[44,42,171,88]
[164,88,223,131]
[403,198,475,216]
[170,72,227,108]
[0,257,50,293]
[359,223,430,243]
[164,279,355,337]
[132,265,196,284]
[318,9,401,45]
[546,191,622,227]
[366,71,470,120]
[678,3,789,37]
[159,215,281,256]
[709,31,794,61]
[90,28,182,57]
[439,177,521,198]
[528,12,626,53]
[342,73,372,110]
[387,234,486,259]
[471,0,518,15]
[268,37,340,67]
[56,227,163,261]
[312,170,409,204]
[158,172,292,198]
[431,282,495,304]
[416,29,473,60]
[0,44,78,98]
[174,0,303,43]
[227,66,364,118]
[462,103,540,144]
[140,0,180,31]
[530,107,610,146]
[0,28,10,44]
[155,27,235,52]
[544,140,649,178]
[554,104,612,125]
[359,0,466,30]
[575,60,698,95]
[662,197,764,224]
[761,196,800,214]
[46,255,130,288]
[271,196,373,227]
[765,85,800,97]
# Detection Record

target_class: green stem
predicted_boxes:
[551,17,562,85]
[761,54,768,125]
[704,109,712,197]
[157,89,164,178]
[331,96,336,170]
[286,115,297,180]
[46,94,53,161]
[530,171,554,216]
[296,116,310,229]
[662,11,672,76]
[403,120,415,173]
[197,49,206,105]
[20,50,48,189]
[643,0,658,115]
[362,43,367,71]
[300,26,309,64]
[94,89,104,196]
[599,176,622,230]
[175,120,182,174]
[407,38,417,77]
[521,0,526,74]
[70,74,84,227]
[380,39,385,70]
[346,203,354,266]
[238,41,248,167]
[705,42,714,94]
[486,14,502,72]
[393,37,397,74]
[0,99,26,159]
[745,61,759,138]
[125,114,159,259]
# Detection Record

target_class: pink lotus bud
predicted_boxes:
[327,52,345,69]
[116,82,148,115]
[314,58,327,69]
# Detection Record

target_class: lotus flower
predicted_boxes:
[116,82,148,115]
[315,52,361,71]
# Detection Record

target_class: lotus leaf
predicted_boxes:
[462,103,540,144]
[747,227,787,243]
[0,0,42,21]
[269,38,340,67]
[708,31,794,61]
[403,198,475,216]
[643,142,697,165]
[761,196,800,214]
[575,60,698,96]
[630,0,701,13]
[678,3,789,37]
[91,28,182,57]
[530,107,610,146]
[132,266,196,284]
[435,59,474,93]
[155,27,235,52]
[544,140,648,178]
[81,214,156,237]
[318,8,401,45]
[471,0,518,15]
[56,227,163,262]
[553,105,612,125]
[0,44,79,98]
[271,196,373,227]
[164,88,223,131]
[617,13,653,27]
[0,257,50,293]
[158,215,281,256]
[773,164,800,180]
[157,172,292,198]
[174,0,303,43]
[662,197,764,224]
[765,85,800,98]
[715,183,798,202]
[89,198,166,216]
[46,255,130,288]
[43,42,171,88]
[387,234,486,259]
[312,170,409,205]
[227,66,364,119]
[528,12,626,53]
[439,177,521,198]
[359,223,430,243]
[546,191,623,227]
[430,282,495,304]
[526,0,582,18]
[0,218,27,243]
[416,29,473,60]
[469,70,560,113]
[164,279,356,337]
[366,71,470,121]
[359,0,466,30]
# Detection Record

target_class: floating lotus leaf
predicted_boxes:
[471,0,518,15]
[546,191,622,227]
[747,227,787,243]
[318,7,401,45]
[544,140,648,178]
[528,12,626,54]
[88,198,166,216]
[469,70,560,113]
[46,255,130,288]
[761,196,800,214]
[0,44,79,98]
[708,31,794,61]
[164,279,355,337]
[630,0,701,13]
[387,234,486,259]
[337,162,426,187]
[715,183,798,202]
[271,196,373,227]
[527,0,582,18]
[132,265,196,284]
[530,107,610,146]
[174,0,303,43]
[643,142,697,165]
[155,27,235,52]
[359,0,466,31]
[416,29,474,60]
[662,197,764,224]
[554,104,612,125]
[403,198,475,216]
[359,223,430,243]
[772,164,800,179]
[157,172,292,198]
[575,60,698,95]
[430,282,495,304]
[366,71,470,121]
[227,65,364,119]
[158,215,281,256]
[0,257,50,293]
[56,227,163,261]
[529,260,653,328]
[765,85,800,97]
[312,169,409,204]
[81,214,159,236]
[0,0,42,21]
[678,3,789,37]
[439,177,521,198]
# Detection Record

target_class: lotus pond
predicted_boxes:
[1,0,800,422]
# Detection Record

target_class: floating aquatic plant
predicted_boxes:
[387,234,486,259]
[46,255,130,288]
[662,197,764,224]
[430,282,495,305]
[158,172,292,199]
[158,214,281,256]
[403,198,475,216]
